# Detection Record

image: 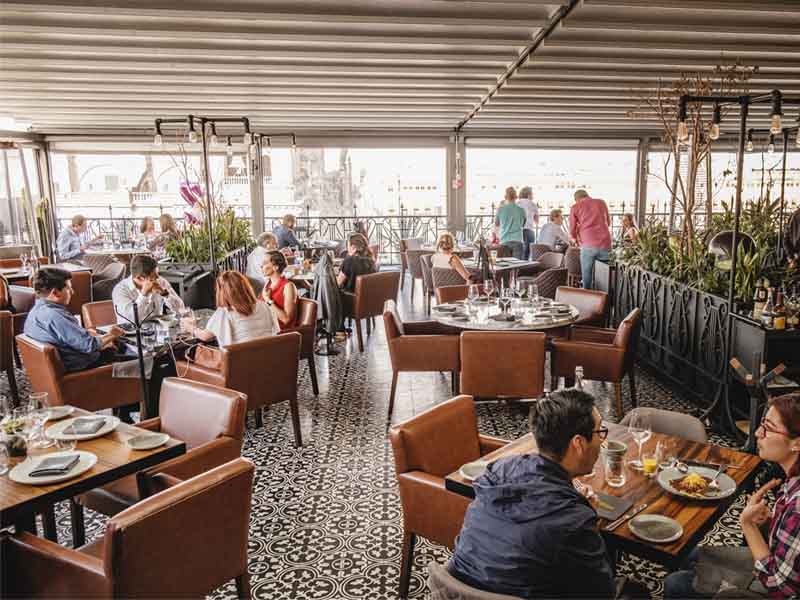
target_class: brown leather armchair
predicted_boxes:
[460,331,546,401]
[1,310,18,404]
[550,308,642,418]
[81,300,116,330]
[178,332,303,445]
[389,395,508,599]
[65,270,93,316]
[342,271,400,352]
[282,297,319,396]
[3,458,255,599]
[77,377,247,520]
[15,334,143,413]
[435,284,484,305]
[383,300,460,419]
[555,286,608,327]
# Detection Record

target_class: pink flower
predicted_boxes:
[180,181,203,207]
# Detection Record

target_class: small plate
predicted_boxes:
[46,415,120,441]
[128,432,170,450]
[433,304,458,313]
[46,405,75,421]
[9,451,97,485]
[459,460,488,481]
[628,514,684,544]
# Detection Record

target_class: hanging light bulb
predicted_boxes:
[709,103,721,141]
[226,136,233,157]
[676,101,689,141]
[249,135,258,158]
[768,134,775,155]
[188,129,198,143]
[209,124,218,146]
[291,134,297,150]
[746,130,754,152]
[153,132,162,146]
[243,132,252,145]
[770,92,783,135]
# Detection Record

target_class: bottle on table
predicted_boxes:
[574,366,584,390]
[788,287,800,329]
[761,287,775,329]
[774,289,787,331]
[752,278,767,321]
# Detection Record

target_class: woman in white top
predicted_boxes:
[431,232,472,283]
[190,271,278,348]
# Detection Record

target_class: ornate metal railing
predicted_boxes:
[219,245,252,274]
[613,262,729,409]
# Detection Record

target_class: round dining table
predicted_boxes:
[430,298,579,331]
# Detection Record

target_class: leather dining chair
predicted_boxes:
[15,334,143,413]
[282,297,320,396]
[405,249,432,304]
[435,284,483,305]
[178,332,303,445]
[81,300,116,330]
[550,308,642,418]
[1,276,36,367]
[428,562,524,599]
[460,332,546,401]
[73,377,247,545]
[342,271,400,352]
[388,395,508,599]
[3,458,255,600]
[529,251,564,275]
[383,300,460,419]
[432,266,468,291]
[64,270,93,316]
[0,310,18,404]
[554,286,608,327]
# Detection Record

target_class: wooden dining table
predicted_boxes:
[0,408,185,536]
[445,425,761,570]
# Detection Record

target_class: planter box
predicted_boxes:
[612,263,728,407]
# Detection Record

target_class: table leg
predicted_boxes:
[41,507,58,542]
[70,499,86,548]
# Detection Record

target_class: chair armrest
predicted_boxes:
[569,325,616,345]
[2,532,108,598]
[135,417,161,432]
[179,361,227,388]
[136,472,183,498]
[137,437,241,498]
[404,321,459,336]
[478,435,509,456]
[551,340,626,380]
[397,471,471,548]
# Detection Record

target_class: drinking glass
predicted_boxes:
[27,392,55,449]
[642,446,659,477]
[483,279,495,300]
[499,288,514,313]
[55,437,78,452]
[627,411,652,470]
[602,440,627,487]
[527,283,539,306]
[467,284,480,304]
[657,440,677,470]
[466,300,479,323]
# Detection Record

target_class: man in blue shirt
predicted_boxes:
[495,187,527,259]
[23,268,125,372]
[272,214,299,249]
[449,389,616,598]
[56,214,103,262]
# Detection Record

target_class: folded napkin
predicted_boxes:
[30,454,80,477]
[594,493,633,521]
[64,417,106,435]
[490,313,516,322]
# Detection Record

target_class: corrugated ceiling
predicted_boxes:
[0,0,798,136]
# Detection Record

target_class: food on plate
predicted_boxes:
[670,472,711,497]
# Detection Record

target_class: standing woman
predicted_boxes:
[619,213,639,245]
[665,393,800,598]
[261,250,298,330]
[431,232,472,283]
[337,233,377,292]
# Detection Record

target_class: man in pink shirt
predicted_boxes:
[569,190,612,289]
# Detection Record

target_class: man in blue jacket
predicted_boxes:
[449,389,615,598]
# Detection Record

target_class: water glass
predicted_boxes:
[0,445,8,476]
[467,284,480,304]
[602,440,627,487]
[657,440,677,470]
[527,283,539,306]
[28,392,55,449]
[55,437,78,452]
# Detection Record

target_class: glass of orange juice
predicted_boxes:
[642,446,659,477]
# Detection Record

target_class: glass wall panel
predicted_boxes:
[466,148,638,240]
[2,148,36,245]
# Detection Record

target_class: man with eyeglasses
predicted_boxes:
[448,389,616,598]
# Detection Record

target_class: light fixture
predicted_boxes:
[230,155,245,173]
[291,134,297,150]
[768,134,775,155]
[153,120,163,146]
[677,100,689,141]
[210,123,218,146]
[249,134,259,158]
[770,91,783,135]
[746,130,754,152]
[796,115,800,148]
[709,103,721,141]
[225,136,233,157]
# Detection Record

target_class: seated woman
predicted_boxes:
[261,251,298,330]
[191,271,278,348]
[431,231,472,283]
[619,213,639,245]
[140,216,157,247]
[665,392,800,598]
[337,233,377,293]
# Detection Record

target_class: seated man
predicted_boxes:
[449,389,615,598]
[538,209,572,250]
[56,214,103,262]
[23,268,127,372]
[273,214,299,250]
[112,254,184,325]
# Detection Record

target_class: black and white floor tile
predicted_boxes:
[0,289,760,599]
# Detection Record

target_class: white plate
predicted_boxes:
[459,460,488,481]
[657,466,737,501]
[127,432,170,450]
[9,451,97,485]
[628,514,684,544]
[46,415,120,441]
[46,405,75,421]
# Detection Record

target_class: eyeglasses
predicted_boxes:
[757,417,792,438]
[590,427,609,441]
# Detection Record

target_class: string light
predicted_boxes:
[770,91,783,135]
[746,130,754,152]
[226,136,233,157]
[153,121,163,146]
[249,134,259,158]
[677,101,689,142]
[768,134,775,155]
[709,103,721,141]
[209,123,218,146]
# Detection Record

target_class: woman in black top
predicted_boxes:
[337,233,376,292]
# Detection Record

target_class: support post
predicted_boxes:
[199,120,216,272]
[777,132,789,261]
[251,136,264,236]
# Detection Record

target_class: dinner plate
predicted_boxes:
[432,304,458,313]
[9,451,98,485]
[46,415,121,441]
[459,460,488,481]
[628,515,684,543]
[46,405,75,421]
[127,432,170,450]
[657,466,737,501]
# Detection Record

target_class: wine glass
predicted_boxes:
[499,287,514,313]
[483,279,495,300]
[467,284,480,304]
[27,392,55,449]
[627,411,652,471]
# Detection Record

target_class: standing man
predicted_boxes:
[517,186,539,259]
[495,187,527,260]
[56,214,103,262]
[273,214,300,250]
[569,189,611,289]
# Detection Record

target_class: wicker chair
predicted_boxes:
[565,247,582,288]
[399,238,422,290]
[432,267,468,290]
[419,254,436,314]
[519,267,567,300]
[406,249,432,305]
[529,243,552,261]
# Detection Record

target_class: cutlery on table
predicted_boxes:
[683,459,742,471]
[707,464,728,491]
[604,503,648,532]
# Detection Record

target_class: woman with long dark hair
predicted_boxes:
[261,250,298,329]
[337,232,376,292]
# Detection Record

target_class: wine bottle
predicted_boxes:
[761,288,775,329]
[774,289,786,331]
[752,278,766,321]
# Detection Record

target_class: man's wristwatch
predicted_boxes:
[266,299,273,306]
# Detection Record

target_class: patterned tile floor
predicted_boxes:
[1,284,760,599]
